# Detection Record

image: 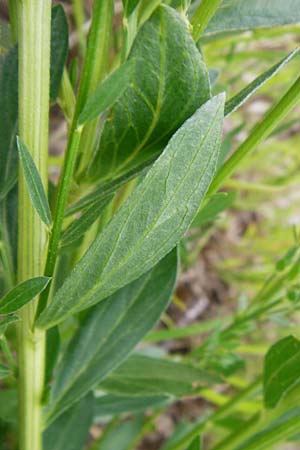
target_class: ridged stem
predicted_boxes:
[17,1,51,449]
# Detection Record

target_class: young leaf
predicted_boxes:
[44,250,177,424]
[203,0,300,37]
[50,5,69,101]
[89,5,210,180]
[0,364,10,380]
[43,394,94,450]
[191,192,236,228]
[100,354,219,397]
[263,335,300,409]
[61,195,113,248]
[94,394,169,418]
[78,59,135,125]
[225,49,299,116]
[0,277,50,314]
[17,137,52,227]
[37,94,224,329]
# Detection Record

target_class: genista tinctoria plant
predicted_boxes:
[1,0,300,449]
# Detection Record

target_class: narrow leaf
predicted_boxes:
[94,394,169,418]
[43,394,94,450]
[123,0,140,17]
[191,192,235,228]
[95,416,145,450]
[0,315,19,336]
[90,5,210,180]
[225,49,299,116]
[79,59,135,124]
[100,354,219,397]
[50,5,69,101]
[37,94,224,329]
[187,437,201,450]
[61,195,113,248]
[17,137,52,226]
[0,277,50,314]
[45,250,177,424]
[204,0,300,37]
[263,335,300,409]
[0,364,10,380]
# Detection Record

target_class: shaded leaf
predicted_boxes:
[0,315,19,336]
[90,5,210,180]
[264,335,300,409]
[45,250,177,424]
[61,195,113,249]
[123,0,140,17]
[187,437,202,450]
[79,59,135,124]
[43,394,94,450]
[0,363,10,380]
[94,393,169,418]
[0,276,50,314]
[37,94,224,329]
[94,416,145,450]
[50,5,69,101]
[100,354,219,397]
[204,0,300,37]
[191,192,235,228]
[17,137,52,226]
[225,49,299,116]
[0,389,17,423]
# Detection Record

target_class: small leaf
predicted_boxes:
[122,0,140,17]
[94,394,169,418]
[95,416,145,450]
[100,354,219,397]
[37,94,224,329]
[225,49,299,116]
[43,394,94,450]
[44,250,177,424]
[0,315,19,336]
[17,137,52,226]
[79,60,135,125]
[0,277,50,314]
[61,195,113,248]
[264,335,300,409]
[191,192,235,228]
[203,0,300,37]
[0,364,10,380]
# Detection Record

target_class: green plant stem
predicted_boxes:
[75,0,114,178]
[72,0,86,55]
[17,1,51,449]
[37,0,114,317]
[208,75,300,197]
[191,0,222,42]
[8,0,18,43]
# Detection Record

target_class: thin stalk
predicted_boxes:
[8,0,18,43]
[75,0,114,178]
[208,75,300,197]
[17,1,51,449]
[72,0,86,55]
[37,0,114,317]
[191,0,222,42]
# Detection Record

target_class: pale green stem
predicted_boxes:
[72,0,86,55]
[191,0,222,42]
[17,1,51,449]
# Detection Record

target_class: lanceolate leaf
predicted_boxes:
[100,354,219,397]
[89,4,210,180]
[61,195,113,249]
[263,335,300,409]
[0,277,50,314]
[94,394,169,418]
[43,394,94,450]
[37,94,224,329]
[45,250,177,424]
[225,49,299,116]
[78,59,135,125]
[17,137,52,227]
[203,0,300,37]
